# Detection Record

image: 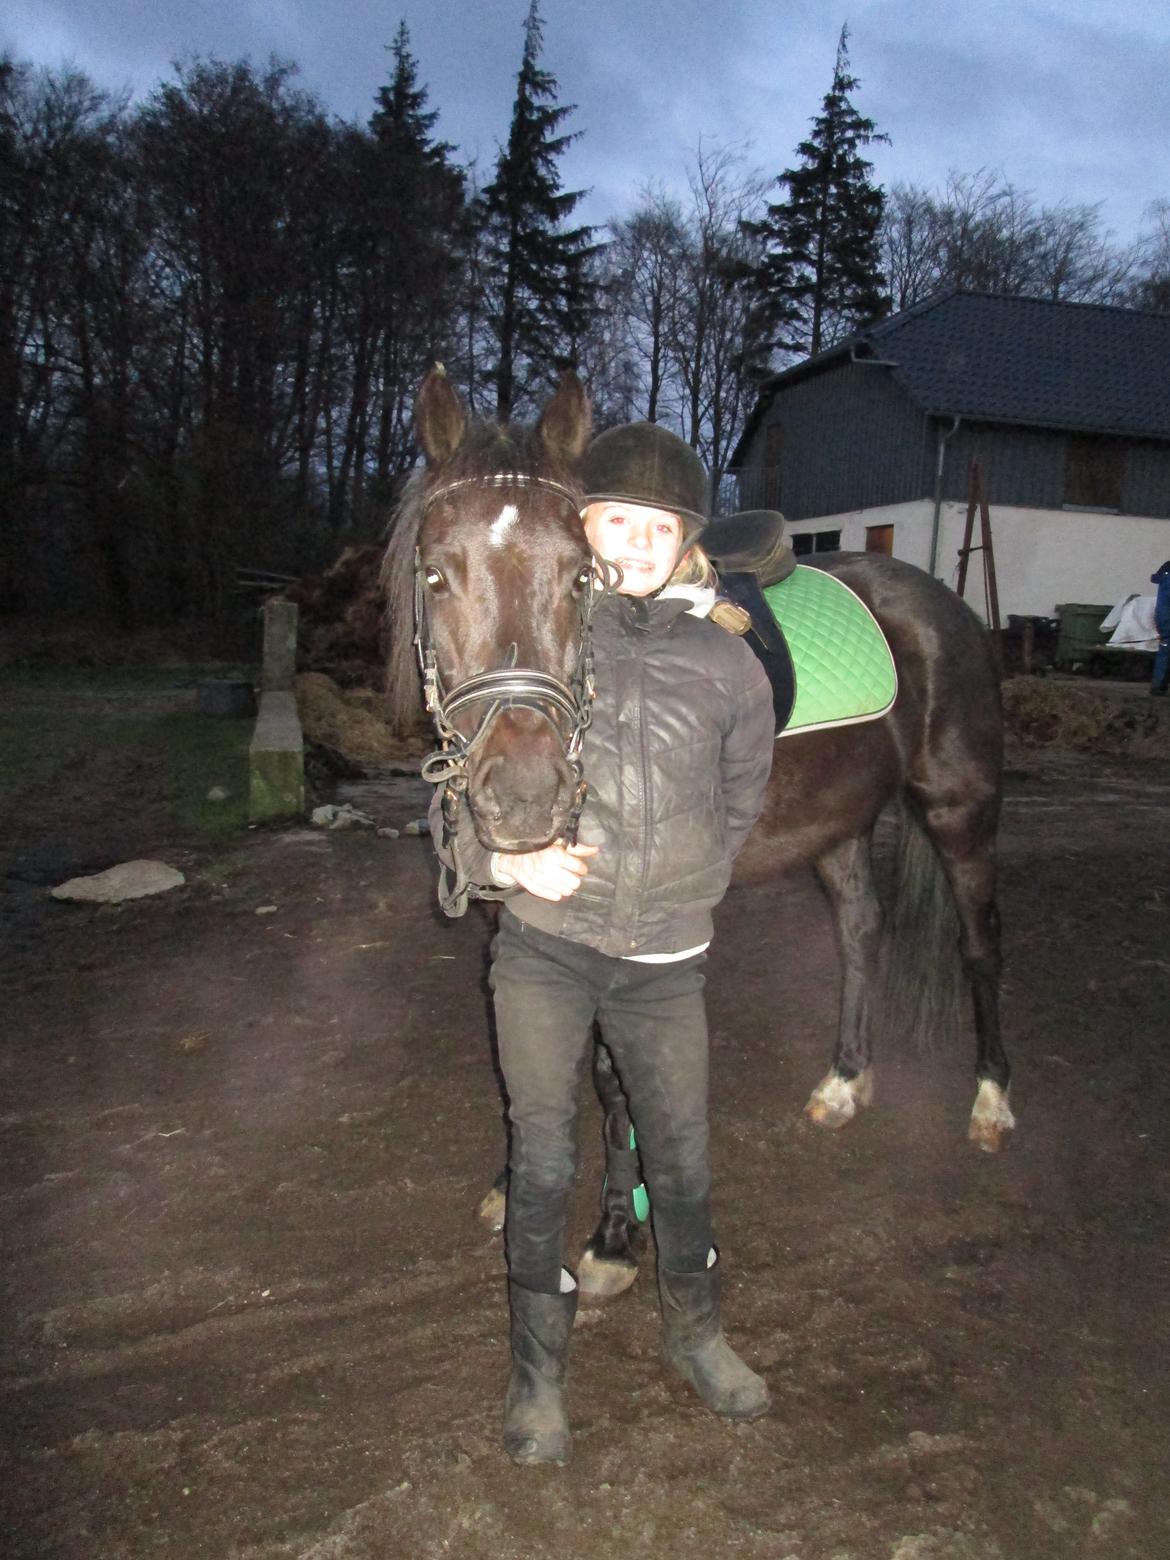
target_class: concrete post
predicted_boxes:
[262,600,299,692]
[249,692,305,823]
[249,598,305,822]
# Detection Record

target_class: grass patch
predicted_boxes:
[156,712,253,841]
[0,689,255,852]
[0,662,251,691]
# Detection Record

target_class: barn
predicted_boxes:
[729,291,1170,623]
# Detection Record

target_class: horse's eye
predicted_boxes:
[573,564,594,596]
[424,565,445,590]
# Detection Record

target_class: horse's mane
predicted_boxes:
[380,416,580,732]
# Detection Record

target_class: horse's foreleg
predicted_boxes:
[578,1039,643,1301]
[805,834,882,1131]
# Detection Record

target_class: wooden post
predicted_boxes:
[955,460,1002,665]
[1021,619,1034,675]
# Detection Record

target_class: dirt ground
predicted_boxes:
[2,679,1170,1560]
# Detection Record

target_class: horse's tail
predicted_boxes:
[882,804,965,1055]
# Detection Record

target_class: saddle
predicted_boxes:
[705,513,897,737]
[703,511,796,729]
[704,510,796,587]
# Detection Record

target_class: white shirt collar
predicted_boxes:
[658,583,716,618]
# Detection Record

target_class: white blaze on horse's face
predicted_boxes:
[488,503,519,546]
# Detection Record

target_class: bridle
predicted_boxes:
[413,472,600,915]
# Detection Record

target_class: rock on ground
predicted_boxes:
[50,859,186,903]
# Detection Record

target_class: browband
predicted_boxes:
[422,473,582,516]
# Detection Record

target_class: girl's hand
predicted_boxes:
[495,841,598,901]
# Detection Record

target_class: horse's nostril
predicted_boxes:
[469,742,576,846]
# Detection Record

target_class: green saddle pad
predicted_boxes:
[762,565,897,737]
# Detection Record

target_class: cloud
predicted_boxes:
[4,0,1166,242]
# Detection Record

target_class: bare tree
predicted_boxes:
[588,146,767,492]
[881,183,940,312]
[137,58,334,612]
[568,245,641,430]
[607,187,689,425]
[667,144,769,490]
[0,64,155,622]
[1030,201,1134,303]
[880,170,1135,309]
[1129,199,1170,312]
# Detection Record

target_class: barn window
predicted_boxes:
[791,529,841,556]
[1063,437,1125,511]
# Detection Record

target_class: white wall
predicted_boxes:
[785,500,1170,623]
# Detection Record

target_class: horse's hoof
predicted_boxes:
[577,1247,638,1304]
[478,1186,506,1231]
[968,1080,1015,1153]
[804,1068,873,1131]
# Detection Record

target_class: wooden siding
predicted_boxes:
[942,422,1170,519]
[734,363,934,521]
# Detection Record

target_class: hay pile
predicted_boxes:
[1003,676,1169,756]
[284,546,386,688]
[295,672,427,770]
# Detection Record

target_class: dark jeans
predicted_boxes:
[491,907,713,1293]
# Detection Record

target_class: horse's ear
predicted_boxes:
[536,372,591,467]
[416,365,467,467]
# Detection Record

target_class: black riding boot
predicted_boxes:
[503,1275,578,1465]
[659,1254,770,1420]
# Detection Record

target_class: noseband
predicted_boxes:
[413,472,598,915]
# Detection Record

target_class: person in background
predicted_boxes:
[1151,560,1170,696]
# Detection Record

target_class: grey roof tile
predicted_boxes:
[755,291,1170,443]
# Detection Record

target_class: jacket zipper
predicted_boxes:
[634,615,653,921]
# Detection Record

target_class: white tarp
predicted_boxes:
[1100,594,1159,653]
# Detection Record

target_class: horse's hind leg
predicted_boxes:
[805,833,881,1131]
[916,795,1014,1151]
[578,1039,643,1302]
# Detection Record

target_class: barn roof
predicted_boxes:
[738,291,1170,457]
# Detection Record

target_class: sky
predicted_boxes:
[6,0,1168,245]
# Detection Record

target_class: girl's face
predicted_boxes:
[582,502,683,597]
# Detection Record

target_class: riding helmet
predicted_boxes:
[583,423,709,548]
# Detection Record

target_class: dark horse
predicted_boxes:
[383,369,1011,1300]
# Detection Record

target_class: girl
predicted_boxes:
[435,422,775,1464]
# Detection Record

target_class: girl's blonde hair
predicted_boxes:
[669,543,716,589]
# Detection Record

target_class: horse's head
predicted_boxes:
[404,368,594,853]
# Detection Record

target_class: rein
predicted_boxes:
[413,472,598,917]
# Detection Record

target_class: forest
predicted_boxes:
[3,6,1168,630]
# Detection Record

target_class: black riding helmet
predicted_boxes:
[582,423,710,552]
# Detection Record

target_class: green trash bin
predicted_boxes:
[1054,603,1112,670]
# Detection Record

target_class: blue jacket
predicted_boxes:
[1152,561,1170,636]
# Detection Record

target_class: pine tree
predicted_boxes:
[358,23,465,491]
[749,24,889,362]
[478,0,597,420]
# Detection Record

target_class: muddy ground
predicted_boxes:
[2,680,1170,1560]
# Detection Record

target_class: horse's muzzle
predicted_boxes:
[466,716,579,853]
